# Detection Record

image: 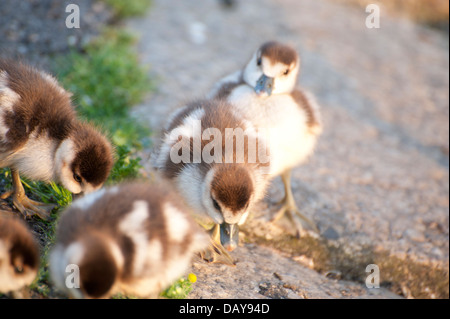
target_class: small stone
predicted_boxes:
[188,21,207,45]
[17,45,28,54]
[273,272,283,281]
[67,35,77,47]
[258,282,289,299]
[293,255,315,269]
[431,247,443,258]
[323,226,340,240]
[28,33,39,42]
[325,270,342,280]
[404,229,426,243]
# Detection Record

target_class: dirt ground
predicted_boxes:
[126,0,449,299]
[0,0,111,69]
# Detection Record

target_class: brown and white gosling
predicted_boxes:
[0,59,114,220]
[49,181,209,299]
[0,213,40,296]
[152,99,269,262]
[209,41,322,237]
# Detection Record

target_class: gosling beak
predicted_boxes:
[220,223,239,252]
[255,74,274,97]
[72,192,84,200]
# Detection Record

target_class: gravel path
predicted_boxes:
[0,0,111,69]
[127,0,449,298]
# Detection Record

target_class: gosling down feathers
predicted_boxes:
[152,99,270,262]
[50,181,209,299]
[0,214,39,295]
[209,41,322,236]
[0,59,114,220]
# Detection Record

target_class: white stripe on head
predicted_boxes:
[119,200,150,274]
[0,71,21,110]
[163,203,189,242]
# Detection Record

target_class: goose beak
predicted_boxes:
[255,74,274,97]
[220,223,239,252]
[72,192,84,200]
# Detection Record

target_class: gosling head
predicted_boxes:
[243,41,300,97]
[202,165,255,251]
[55,123,114,195]
[0,216,40,294]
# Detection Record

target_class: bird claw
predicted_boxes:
[1,169,56,220]
[13,196,55,221]
[199,224,236,266]
[271,201,319,237]
[270,170,319,237]
[1,189,55,220]
[199,242,236,266]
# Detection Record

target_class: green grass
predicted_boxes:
[161,276,195,299]
[108,144,144,184]
[111,274,197,299]
[105,0,152,18]
[57,28,153,150]
[23,180,73,208]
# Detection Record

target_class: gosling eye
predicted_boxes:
[212,198,222,212]
[257,57,262,66]
[73,173,82,184]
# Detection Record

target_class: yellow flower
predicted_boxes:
[188,273,197,283]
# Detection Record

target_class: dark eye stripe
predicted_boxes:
[212,198,222,213]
